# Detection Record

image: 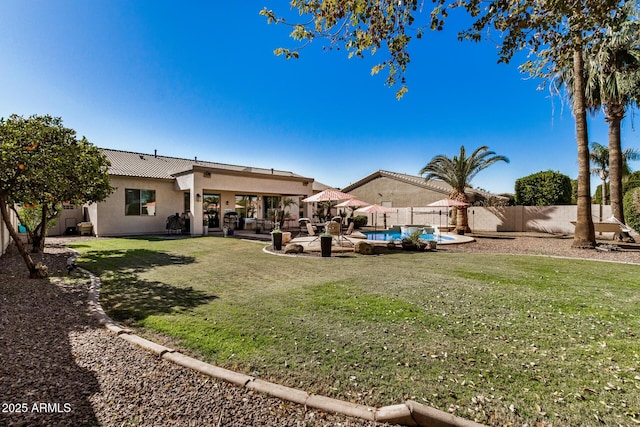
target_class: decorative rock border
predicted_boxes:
[75,252,486,427]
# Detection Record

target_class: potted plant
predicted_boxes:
[271,227,283,250]
[402,230,426,251]
[320,232,332,257]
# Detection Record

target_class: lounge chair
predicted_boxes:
[306,222,316,236]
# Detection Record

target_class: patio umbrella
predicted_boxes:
[302,189,356,203]
[427,198,470,207]
[335,198,370,207]
[336,198,371,223]
[355,204,396,230]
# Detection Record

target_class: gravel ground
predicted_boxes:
[1,234,638,427]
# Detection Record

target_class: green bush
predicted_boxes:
[515,170,573,206]
[623,171,640,195]
[352,215,368,228]
[623,188,640,232]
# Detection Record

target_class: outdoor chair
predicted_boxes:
[327,221,340,236]
[306,222,316,236]
[327,220,352,247]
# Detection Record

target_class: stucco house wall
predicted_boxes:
[346,176,448,207]
[81,149,314,237]
[88,176,182,236]
[342,170,500,208]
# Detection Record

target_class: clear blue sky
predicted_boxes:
[1,1,638,195]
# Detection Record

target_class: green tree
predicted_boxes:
[419,145,509,232]
[515,171,573,206]
[0,114,113,278]
[263,0,634,248]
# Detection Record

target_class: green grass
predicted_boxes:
[69,237,640,426]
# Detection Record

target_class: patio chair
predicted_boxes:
[327,220,353,247]
[306,222,316,236]
[327,221,340,236]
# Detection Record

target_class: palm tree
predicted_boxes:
[590,142,610,205]
[420,145,509,233]
[550,6,640,246]
[591,12,640,231]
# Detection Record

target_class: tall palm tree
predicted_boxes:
[420,145,509,233]
[591,12,640,230]
[550,6,639,246]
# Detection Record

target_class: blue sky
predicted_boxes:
[1,1,638,195]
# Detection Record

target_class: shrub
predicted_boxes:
[515,170,573,206]
[352,215,368,228]
[623,188,640,232]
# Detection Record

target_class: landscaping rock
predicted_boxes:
[284,243,304,254]
[354,241,375,255]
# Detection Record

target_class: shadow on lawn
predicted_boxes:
[76,248,217,324]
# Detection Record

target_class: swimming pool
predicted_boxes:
[362,230,453,242]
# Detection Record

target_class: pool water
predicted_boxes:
[362,231,452,242]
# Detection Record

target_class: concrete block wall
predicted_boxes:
[363,205,613,234]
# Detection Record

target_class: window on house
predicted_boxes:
[235,195,258,219]
[125,189,156,216]
[263,196,281,220]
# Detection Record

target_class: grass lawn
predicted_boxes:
[70,237,640,426]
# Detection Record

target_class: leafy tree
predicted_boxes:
[0,114,113,278]
[420,145,509,232]
[263,0,634,248]
[515,171,573,206]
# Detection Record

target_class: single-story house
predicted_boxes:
[78,149,315,236]
[341,170,502,207]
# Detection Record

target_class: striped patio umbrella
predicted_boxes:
[302,189,356,203]
[335,198,370,207]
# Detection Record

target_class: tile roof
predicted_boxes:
[101,148,311,180]
[341,170,452,194]
[341,169,502,199]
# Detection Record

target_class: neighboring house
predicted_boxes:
[82,149,314,236]
[341,170,502,207]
